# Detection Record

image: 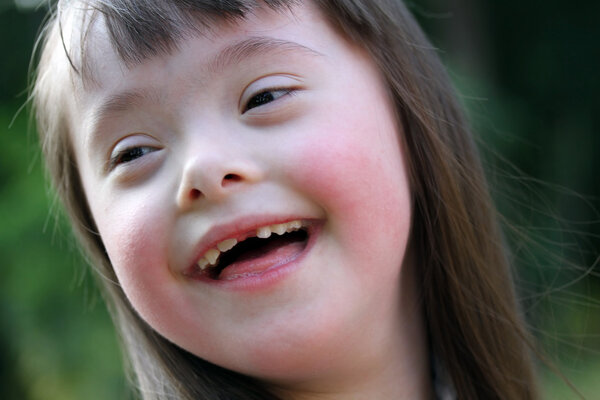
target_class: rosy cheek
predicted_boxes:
[295,139,372,211]
[95,198,172,304]
[290,123,411,258]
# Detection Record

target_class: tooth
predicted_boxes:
[271,223,286,235]
[257,226,272,239]
[217,238,237,252]
[197,257,210,270]
[204,249,220,265]
[288,220,302,230]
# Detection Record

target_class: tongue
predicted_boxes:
[218,235,306,281]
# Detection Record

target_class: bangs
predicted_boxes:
[65,0,295,69]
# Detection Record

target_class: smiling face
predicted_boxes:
[68,1,422,394]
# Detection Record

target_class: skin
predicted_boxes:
[67,2,430,399]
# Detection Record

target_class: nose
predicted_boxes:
[176,150,263,209]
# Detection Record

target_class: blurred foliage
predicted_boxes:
[1,0,598,399]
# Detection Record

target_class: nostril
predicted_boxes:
[190,188,202,200]
[222,173,242,186]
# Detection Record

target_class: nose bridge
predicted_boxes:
[176,131,262,209]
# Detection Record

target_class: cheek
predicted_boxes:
[93,192,176,315]
[281,116,413,309]
[291,115,412,249]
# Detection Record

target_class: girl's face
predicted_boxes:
[70,1,416,389]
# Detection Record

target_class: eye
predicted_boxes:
[243,88,293,113]
[109,145,158,169]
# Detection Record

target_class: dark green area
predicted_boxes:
[1,1,598,399]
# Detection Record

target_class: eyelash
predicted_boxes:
[243,88,294,113]
[109,146,158,170]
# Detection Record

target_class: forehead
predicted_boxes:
[63,0,359,142]
[80,7,323,85]
[62,0,301,84]
[56,1,306,118]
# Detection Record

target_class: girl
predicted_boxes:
[33,0,539,398]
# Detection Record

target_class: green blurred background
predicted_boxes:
[1,0,598,399]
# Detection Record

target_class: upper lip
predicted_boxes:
[185,215,313,274]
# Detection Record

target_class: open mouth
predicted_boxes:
[193,220,310,281]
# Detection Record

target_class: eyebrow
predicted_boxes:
[208,36,323,73]
[92,88,158,123]
[90,36,323,130]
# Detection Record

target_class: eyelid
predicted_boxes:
[239,74,303,112]
[106,133,162,172]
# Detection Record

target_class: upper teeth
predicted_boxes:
[196,219,303,270]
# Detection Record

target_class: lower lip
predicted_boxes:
[188,224,321,292]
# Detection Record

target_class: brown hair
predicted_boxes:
[33,0,539,398]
